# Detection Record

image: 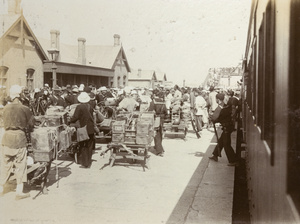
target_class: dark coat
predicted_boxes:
[70,103,95,135]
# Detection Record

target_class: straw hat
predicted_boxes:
[78,92,90,103]
[98,86,107,91]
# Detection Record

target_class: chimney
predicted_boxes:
[138,69,142,77]
[114,34,120,46]
[50,30,60,60]
[8,0,22,15]
[77,38,86,65]
[50,30,60,49]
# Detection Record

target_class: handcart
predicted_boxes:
[100,111,156,171]
[27,109,74,198]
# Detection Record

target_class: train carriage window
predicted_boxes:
[288,0,300,212]
[257,2,275,154]
[263,2,275,150]
[258,20,264,128]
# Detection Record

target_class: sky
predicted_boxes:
[1,0,251,86]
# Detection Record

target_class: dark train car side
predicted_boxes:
[241,0,300,223]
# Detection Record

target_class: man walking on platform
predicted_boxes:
[0,85,35,200]
[209,93,238,166]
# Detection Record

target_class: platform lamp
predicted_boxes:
[47,48,59,88]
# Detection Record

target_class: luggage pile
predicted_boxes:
[111,112,155,145]
[32,107,75,162]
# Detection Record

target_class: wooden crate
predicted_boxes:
[112,133,125,143]
[136,122,152,135]
[125,130,136,137]
[139,112,155,125]
[112,120,126,133]
[124,136,136,144]
[136,135,152,145]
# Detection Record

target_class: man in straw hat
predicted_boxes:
[70,92,96,168]
[0,85,35,200]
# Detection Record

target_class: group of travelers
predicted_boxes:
[0,81,241,200]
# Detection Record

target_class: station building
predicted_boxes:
[0,0,131,94]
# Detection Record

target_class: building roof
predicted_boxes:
[155,71,167,81]
[129,69,157,81]
[0,14,48,61]
[0,14,20,37]
[1,12,131,73]
[38,37,130,71]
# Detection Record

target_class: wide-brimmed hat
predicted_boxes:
[78,92,90,103]
[53,85,61,91]
[98,86,107,91]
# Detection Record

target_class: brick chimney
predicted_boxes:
[114,34,120,46]
[50,30,60,60]
[50,30,60,48]
[7,0,22,15]
[77,38,86,65]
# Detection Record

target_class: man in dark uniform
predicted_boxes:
[0,85,35,200]
[65,86,79,105]
[149,90,168,157]
[209,93,238,166]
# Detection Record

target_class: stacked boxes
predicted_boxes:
[31,110,68,162]
[111,112,155,145]
[124,130,136,144]
[136,112,155,145]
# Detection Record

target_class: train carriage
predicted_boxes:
[242,0,300,223]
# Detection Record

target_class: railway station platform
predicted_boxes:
[166,127,236,224]
[0,126,237,224]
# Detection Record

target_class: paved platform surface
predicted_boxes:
[0,127,236,224]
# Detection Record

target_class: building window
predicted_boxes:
[26,68,35,91]
[123,75,126,86]
[0,66,8,87]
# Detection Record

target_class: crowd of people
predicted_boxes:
[0,82,241,200]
